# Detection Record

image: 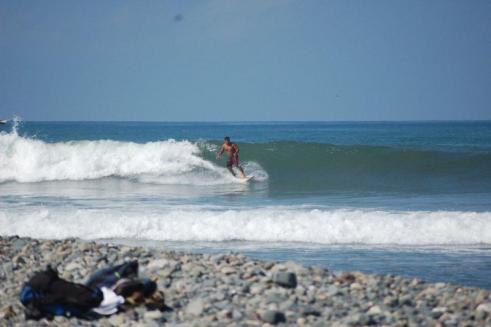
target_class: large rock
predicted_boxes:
[476,303,491,313]
[273,272,297,288]
[146,259,169,269]
[186,298,205,316]
[367,305,382,315]
[347,313,370,326]
[12,238,28,251]
[261,310,286,324]
[220,266,236,275]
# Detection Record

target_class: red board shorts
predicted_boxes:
[227,156,240,168]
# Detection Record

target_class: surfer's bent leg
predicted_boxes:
[235,156,246,178]
[227,159,236,176]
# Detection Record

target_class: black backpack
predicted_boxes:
[20,265,103,320]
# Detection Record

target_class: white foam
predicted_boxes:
[0,129,267,184]
[1,207,490,245]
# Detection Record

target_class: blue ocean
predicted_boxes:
[1,120,491,288]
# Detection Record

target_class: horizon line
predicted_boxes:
[3,119,491,123]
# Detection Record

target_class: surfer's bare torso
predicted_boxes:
[222,143,238,161]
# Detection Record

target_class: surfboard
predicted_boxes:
[238,176,254,183]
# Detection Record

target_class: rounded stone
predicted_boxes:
[261,310,287,324]
[272,272,298,288]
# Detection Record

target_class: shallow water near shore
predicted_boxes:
[107,239,491,289]
[1,121,491,290]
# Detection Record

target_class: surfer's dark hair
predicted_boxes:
[224,136,230,142]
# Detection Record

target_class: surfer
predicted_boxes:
[216,136,246,178]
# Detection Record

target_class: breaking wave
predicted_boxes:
[1,207,490,245]
[0,126,267,185]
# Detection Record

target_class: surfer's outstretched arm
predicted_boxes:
[216,145,224,159]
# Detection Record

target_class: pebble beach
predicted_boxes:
[1,236,490,326]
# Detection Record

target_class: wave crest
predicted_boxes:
[1,207,490,245]
[0,130,267,184]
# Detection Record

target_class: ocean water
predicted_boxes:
[1,120,491,288]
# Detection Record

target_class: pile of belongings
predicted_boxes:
[20,261,168,320]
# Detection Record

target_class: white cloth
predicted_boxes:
[92,287,125,315]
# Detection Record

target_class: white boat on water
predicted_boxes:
[0,120,7,124]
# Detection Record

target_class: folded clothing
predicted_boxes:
[92,287,125,316]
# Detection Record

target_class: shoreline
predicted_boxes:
[1,236,490,326]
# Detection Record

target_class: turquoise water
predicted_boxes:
[1,121,491,287]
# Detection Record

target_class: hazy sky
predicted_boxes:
[1,0,490,121]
